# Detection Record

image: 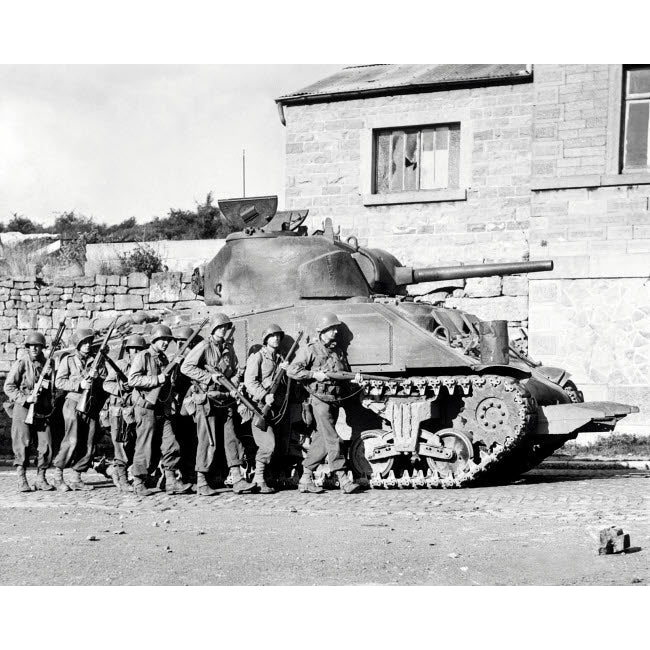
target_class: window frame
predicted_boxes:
[360,109,471,206]
[621,65,650,173]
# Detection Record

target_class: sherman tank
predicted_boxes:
[189,196,638,488]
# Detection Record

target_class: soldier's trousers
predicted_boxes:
[132,406,182,479]
[251,416,290,465]
[109,416,134,468]
[11,404,52,469]
[53,398,97,472]
[194,404,245,472]
[303,397,346,473]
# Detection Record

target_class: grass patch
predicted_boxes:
[563,434,650,458]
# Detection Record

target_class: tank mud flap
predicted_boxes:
[537,401,639,436]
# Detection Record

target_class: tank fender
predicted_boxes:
[537,402,640,435]
[535,365,569,386]
[475,364,531,380]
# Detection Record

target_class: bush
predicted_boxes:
[118,243,164,277]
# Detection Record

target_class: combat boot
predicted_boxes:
[298,469,324,494]
[230,466,256,494]
[132,476,154,497]
[68,470,94,491]
[337,470,362,494]
[114,465,132,492]
[196,472,219,496]
[53,467,70,492]
[254,461,275,494]
[164,470,192,495]
[16,466,31,493]
[34,468,55,491]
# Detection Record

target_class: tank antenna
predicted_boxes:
[242,148,246,197]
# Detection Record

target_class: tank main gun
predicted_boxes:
[351,245,553,295]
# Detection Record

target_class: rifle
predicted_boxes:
[76,318,117,416]
[144,317,210,407]
[253,330,303,431]
[24,321,67,425]
[209,366,268,425]
[325,370,399,383]
[102,353,129,385]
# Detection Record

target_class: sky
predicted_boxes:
[0,64,343,226]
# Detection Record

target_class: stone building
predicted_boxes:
[276,64,650,433]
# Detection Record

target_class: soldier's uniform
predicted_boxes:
[102,334,145,491]
[4,332,54,492]
[52,329,105,491]
[180,313,254,495]
[127,325,191,496]
[243,324,291,493]
[287,312,362,494]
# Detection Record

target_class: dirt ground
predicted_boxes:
[0,466,648,586]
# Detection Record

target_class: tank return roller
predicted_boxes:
[393,260,553,286]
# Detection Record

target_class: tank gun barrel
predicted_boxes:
[394,260,553,286]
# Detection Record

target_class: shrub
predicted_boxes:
[118,243,164,277]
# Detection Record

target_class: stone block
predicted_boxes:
[127,272,149,288]
[128,288,149,295]
[465,276,502,298]
[503,276,528,296]
[0,279,14,288]
[0,331,8,343]
[37,315,53,330]
[0,316,17,329]
[0,360,13,372]
[95,275,108,286]
[173,300,205,310]
[81,294,94,303]
[74,276,95,287]
[106,275,121,286]
[114,294,144,310]
[114,286,128,294]
[149,272,182,302]
[17,311,38,330]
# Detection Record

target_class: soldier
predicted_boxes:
[127,324,192,497]
[181,313,255,496]
[4,331,55,492]
[243,323,291,494]
[102,334,146,491]
[172,326,202,484]
[52,328,105,491]
[287,312,362,494]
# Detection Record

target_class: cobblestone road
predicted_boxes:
[1,466,648,585]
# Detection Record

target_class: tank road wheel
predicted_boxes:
[349,429,395,479]
[421,429,474,485]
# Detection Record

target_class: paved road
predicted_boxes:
[0,467,648,585]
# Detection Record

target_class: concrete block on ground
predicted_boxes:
[598,527,630,555]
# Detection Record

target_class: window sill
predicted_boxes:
[531,172,650,191]
[362,188,467,206]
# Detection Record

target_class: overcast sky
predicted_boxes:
[0,64,342,226]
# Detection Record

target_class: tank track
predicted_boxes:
[333,373,538,489]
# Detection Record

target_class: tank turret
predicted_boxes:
[187,196,637,489]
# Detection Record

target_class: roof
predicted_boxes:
[276,64,532,105]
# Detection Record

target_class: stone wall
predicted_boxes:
[0,272,205,374]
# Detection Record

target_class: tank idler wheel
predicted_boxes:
[349,429,395,479]
[422,428,474,480]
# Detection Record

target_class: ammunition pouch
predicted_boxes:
[302,401,313,427]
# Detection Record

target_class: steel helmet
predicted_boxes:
[262,323,284,344]
[25,331,46,347]
[210,313,232,334]
[75,329,95,348]
[315,312,341,333]
[125,334,147,349]
[150,324,174,342]
[175,326,195,341]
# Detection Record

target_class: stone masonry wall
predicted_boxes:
[283,83,535,325]
[0,272,205,374]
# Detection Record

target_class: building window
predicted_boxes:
[374,124,460,193]
[623,66,650,171]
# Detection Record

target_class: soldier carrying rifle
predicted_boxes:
[181,313,256,496]
[4,328,63,492]
[102,334,147,492]
[52,327,108,491]
[127,324,192,497]
[287,312,363,495]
